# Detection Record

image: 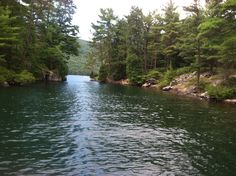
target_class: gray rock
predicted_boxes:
[162,86,172,91]
[1,82,10,87]
[142,83,151,87]
[45,71,62,82]
[146,78,156,84]
[201,72,212,78]
[199,92,210,99]
[224,99,236,104]
[170,80,177,86]
[186,86,198,94]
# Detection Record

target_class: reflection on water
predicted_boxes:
[0,75,236,175]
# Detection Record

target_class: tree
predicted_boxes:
[0,7,20,69]
[199,0,236,79]
[126,7,145,84]
[179,0,205,87]
[148,12,164,69]
[161,0,180,70]
[91,8,117,70]
[0,0,79,84]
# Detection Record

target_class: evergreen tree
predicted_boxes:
[126,7,145,84]
[180,0,205,86]
[91,8,117,80]
[161,0,180,70]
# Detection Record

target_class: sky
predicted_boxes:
[72,0,205,41]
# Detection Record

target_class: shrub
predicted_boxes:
[0,67,16,83]
[110,62,126,81]
[0,75,6,84]
[14,70,35,84]
[175,66,193,76]
[206,85,235,101]
[159,79,170,88]
[126,54,143,85]
[144,70,162,80]
[158,70,176,88]
[98,64,108,82]
[128,75,144,86]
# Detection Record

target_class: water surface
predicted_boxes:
[0,75,236,175]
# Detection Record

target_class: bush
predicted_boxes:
[98,64,108,82]
[175,66,193,76]
[143,70,162,80]
[110,62,126,81]
[14,70,35,84]
[158,70,176,88]
[159,79,170,88]
[126,54,143,85]
[0,67,16,83]
[206,85,235,101]
[128,75,144,86]
[0,75,6,84]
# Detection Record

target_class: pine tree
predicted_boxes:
[179,0,205,86]
[91,8,117,79]
[161,0,180,70]
[0,7,20,69]
[126,7,145,84]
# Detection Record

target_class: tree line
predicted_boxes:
[0,0,78,85]
[90,0,236,87]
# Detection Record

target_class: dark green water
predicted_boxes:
[0,75,236,176]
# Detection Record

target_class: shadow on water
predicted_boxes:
[0,75,236,175]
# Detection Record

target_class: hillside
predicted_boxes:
[67,39,91,75]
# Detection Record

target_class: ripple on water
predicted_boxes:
[0,76,236,175]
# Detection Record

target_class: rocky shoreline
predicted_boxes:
[97,72,236,105]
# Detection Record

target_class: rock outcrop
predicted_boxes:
[162,86,172,91]
[224,99,236,104]
[142,78,157,87]
[43,70,63,82]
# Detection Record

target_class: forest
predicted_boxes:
[0,0,79,85]
[89,0,236,100]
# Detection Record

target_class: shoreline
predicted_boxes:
[98,77,236,105]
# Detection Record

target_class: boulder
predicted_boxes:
[162,86,172,91]
[199,92,210,99]
[142,78,157,88]
[170,80,177,86]
[201,72,212,78]
[146,78,156,84]
[224,99,236,104]
[44,70,63,82]
[142,83,151,87]
[1,82,10,87]
[185,86,198,94]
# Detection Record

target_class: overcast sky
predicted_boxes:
[72,0,205,41]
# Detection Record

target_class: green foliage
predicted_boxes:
[0,0,79,85]
[109,62,126,81]
[90,1,236,88]
[161,0,180,70]
[0,67,35,85]
[0,67,15,83]
[143,70,162,80]
[68,39,93,75]
[14,70,35,84]
[126,54,144,85]
[175,66,194,76]
[206,85,236,100]
[98,64,108,82]
[159,70,176,88]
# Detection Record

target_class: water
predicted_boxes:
[0,75,236,176]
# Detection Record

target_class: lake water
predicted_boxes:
[0,75,236,176]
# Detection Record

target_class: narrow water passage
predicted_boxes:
[0,75,236,175]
